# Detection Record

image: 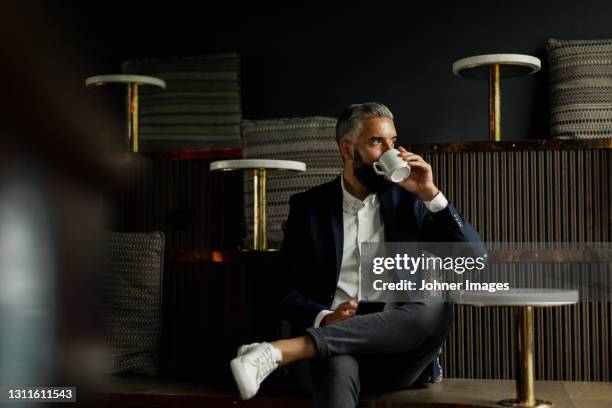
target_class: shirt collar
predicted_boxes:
[340,172,378,212]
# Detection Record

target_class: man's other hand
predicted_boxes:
[321,301,358,326]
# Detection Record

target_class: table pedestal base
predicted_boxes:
[498,398,553,408]
[237,244,279,252]
[497,306,554,408]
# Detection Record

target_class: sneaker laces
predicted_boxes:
[251,346,277,382]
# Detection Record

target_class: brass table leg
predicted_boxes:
[252,168,267,250]
[127,83,139,153]
[498,306,552,408]
[489,64,501,142]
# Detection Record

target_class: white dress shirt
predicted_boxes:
[313,173,449,328]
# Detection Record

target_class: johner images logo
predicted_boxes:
[359,242,612,302]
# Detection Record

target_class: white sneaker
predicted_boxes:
[230,342,279,400]
[237,342,260,356]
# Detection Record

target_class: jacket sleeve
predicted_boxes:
[415,199,487,258]
[280,194,330,330]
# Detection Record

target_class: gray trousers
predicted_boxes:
[295,299,452,408]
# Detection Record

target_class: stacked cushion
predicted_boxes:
[122,53,241,151]
[104,231,165,375]
[547,38,612,139]
[241,117,342,247]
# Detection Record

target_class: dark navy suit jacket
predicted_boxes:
[281,175,485,334]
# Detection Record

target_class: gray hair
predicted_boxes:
[335,102,394,145]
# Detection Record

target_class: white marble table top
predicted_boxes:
[450,288,578,306]
[453,54,541,79]
[209,159,307,172]
[85,74,167,89]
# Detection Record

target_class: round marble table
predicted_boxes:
[85,74,166,153]
[210,159,307,251]
[451,288,578,408]
[85,74,167,88]
[452,54,541,141]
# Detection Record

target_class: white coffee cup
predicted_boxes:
[372,148,410,182]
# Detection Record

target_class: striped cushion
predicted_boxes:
[242,117,342,247]
[122,53,241,151]
[547,39,612,139]
[104,231,165,375]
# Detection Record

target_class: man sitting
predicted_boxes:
[231,102,485,408]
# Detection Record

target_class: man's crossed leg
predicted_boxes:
[230,298,452,405]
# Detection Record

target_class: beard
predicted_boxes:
[352,148,388,193]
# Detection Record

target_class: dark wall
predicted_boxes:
[51,1,612,144]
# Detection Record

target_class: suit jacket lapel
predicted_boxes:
[329,176,344,280]
[378,185,396,242]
